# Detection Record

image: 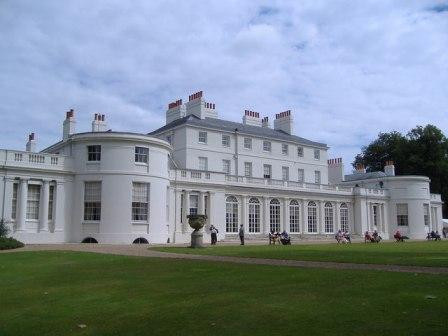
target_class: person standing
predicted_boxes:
[210,225,218,245]
[239,224,245,245]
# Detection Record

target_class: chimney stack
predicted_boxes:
[166,99,186,124]
[273,110,293,134]
[26,132,37,152]
[242,110,261,127]
[63,109,76,140]
[327,158,344,184]
[92,113,108,132]
[384,160,395,176]
[355,163,366,174]
[185,91,218,120]
[262,116,270,128]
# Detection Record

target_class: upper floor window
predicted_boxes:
[222,135,230,147]
[87,145,101,161]
[222,159,231,174]
[282,144,288,155]
[282,166,289,181]
[297,146,304,157]
[314,149,320,160]
[397,204,408,226]
[314,171,321,184]
[244,162,252,177]
[198,131,207,144]
[244,137,252,150]
[199,157,208,171]
[263,164,272,179]
[298,169,304,182]
[263,141,271,152]
[135,146,149,163]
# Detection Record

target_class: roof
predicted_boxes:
[344,171,388,182]
[149,115,328,148]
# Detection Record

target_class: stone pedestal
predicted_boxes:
[187,214,207,248]
[190,230,204,248]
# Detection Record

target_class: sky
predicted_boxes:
[1,0,447,172]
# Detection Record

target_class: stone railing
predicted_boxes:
[0,149,72,171]
[430,193,442,202]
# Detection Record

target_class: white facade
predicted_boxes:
[0,92,444,244]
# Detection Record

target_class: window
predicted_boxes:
[298,169,304,183]
[282,167,289,181]
[340,203,349,232]
[135,146,149,163]
[189,195,199,215]
[84,182,101,221]
[248,197,260,232]
[198,131,207,144]
[423,204,429,226]
[307,201,317,233]
[270,199,281,232]
[244,137,252,149]
[87,145,101,161]
[222,160,231,174]
[396,204,408,226]
[282,144,288,155]
[222,135,230,147]
[244,162,252,177]
[289,200,300,232]
[314,171,321,184]
[132,182,149,221]
[26,185,41,220]
[166,135,172,144]
[263,141,271,152]
[226,196,238,233]
[48,185,54,220]
[263,164,272,179]
[297,146,304,157]
[314,149,320,160]
[324,202,334,233]
[199,157,208,171]
[11,183,18,219]
[373,205,378,227]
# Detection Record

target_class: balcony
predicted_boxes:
[170,169,354,194]
[0,149,72,172]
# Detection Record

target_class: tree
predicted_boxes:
[354,125,448,216]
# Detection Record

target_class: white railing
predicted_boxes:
[1,150,70,171]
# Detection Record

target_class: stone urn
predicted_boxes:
[187,214,207,248]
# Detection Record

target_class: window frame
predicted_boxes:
[244,137,252,150]
[26,184,41,220]
[132,182,149,222]
[263,141,271,152]
[396,203,409,226]
[222,135,230,147]
[87,145,101,162]
[297,146,304,157]
[225,196,238,233]
[282,166,289,181]
[198,157,208,171]
[84,181,102,221]
[244,162,252,177]
[314,149,320,160]
[314,171,321,184]
[263,164,272,179]
[282,143,288,155]
[198,131,208,144]
[222,159,231,174]
[135,146,149,164]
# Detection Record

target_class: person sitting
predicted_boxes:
[335,230,343,243]
[364,231,372,243]
[280,231,291,245]
[269,230,279,245]
[431,231,441,241]
[372,230,381,243]
[343,231,351,243]
[394,230,404,242]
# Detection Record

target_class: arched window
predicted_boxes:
[81,237,98,244]
[133,237,149,244]
[248,197,260,233]
[324,202,334,233]
[226,196,238,233]
[289,200,300,232]
[340,203,349,232]
[270,199,281,232]
[307,201,317,233]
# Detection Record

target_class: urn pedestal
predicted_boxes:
[187,214,207,248]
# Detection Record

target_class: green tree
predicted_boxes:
[354,125,448,216]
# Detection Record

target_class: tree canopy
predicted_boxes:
[353,125,448,216]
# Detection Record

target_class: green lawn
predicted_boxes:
[1,251,448,336]
[152,241,448,267]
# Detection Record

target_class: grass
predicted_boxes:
[1,251,448,336]
[151,241,448,267]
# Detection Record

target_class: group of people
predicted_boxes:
[364,230,382,243]
[393,230,409,242]
[334,230,351,244]
[210,224,245,245]
[269,230,291,245]
[426,230,442,241]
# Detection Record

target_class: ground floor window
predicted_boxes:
[423,204,429,227]
[132,182,149,221]
[189,195,198,215]
[340,203,349,232]
[307,201,317,233]
[289,200,300,232]
[324,202,334,233]
[248,197,260,233]
[270,199,280,232]
[396,204,408,226]
[84,181,101,221]
[226,196,238,233]
[11,183,18,219]
[26,184,41,220]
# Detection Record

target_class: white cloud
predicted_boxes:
[0,0,447,172]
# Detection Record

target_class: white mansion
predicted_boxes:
[0,91,444,244]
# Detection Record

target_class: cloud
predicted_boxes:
[0,0,447,172]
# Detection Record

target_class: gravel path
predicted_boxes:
[2,244,448,275]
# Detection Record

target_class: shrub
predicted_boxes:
[0,219,9,237]
[0,237,25,250]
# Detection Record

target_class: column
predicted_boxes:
[40,180,50,232]
[302,199,308,234]
[198,191,205,215]
[54,181,65,232]
[241,195,247,233]
[175,189,182,234]
[2,177,15,222]
[349,202,355,234]
[334,202,340,232]
[318,200,324,234]
[263,197,270,234]
[206,191,214,231]
[17,178,28,231]
[183,190,190,232]
[283,198,289,232]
